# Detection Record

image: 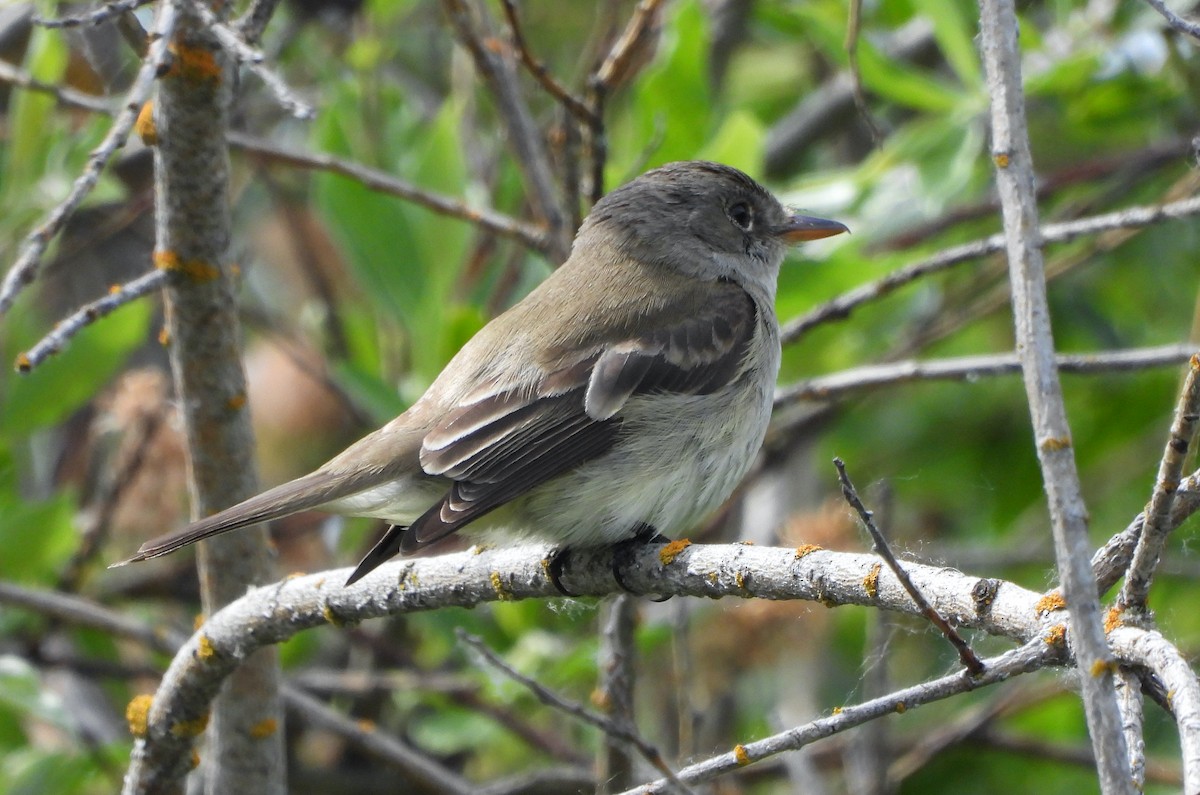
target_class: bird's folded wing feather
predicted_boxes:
[401,285,758,550]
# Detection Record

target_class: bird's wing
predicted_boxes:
[398,284,760,554]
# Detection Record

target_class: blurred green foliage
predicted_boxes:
[0,0,1197,791]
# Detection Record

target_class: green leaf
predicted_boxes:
[857,39,965,113]
[913,0,982,87]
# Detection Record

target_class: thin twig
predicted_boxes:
[1093,470,1200,593]
[978,0,1133,789]
[1117,353,1200,609]
[184,0,314,119]
[0,59,116,113]
[234,0,284,45]
[228,131,549,253]
[596,595,640,793]
[0,582,475,793]
[780,194,1200,345]
[0,3,177,319]
[16,269,169,373]
[32,0,153,28]
[442,0,570,261]
[586,0,664,201]
[843,0,884,146]
[833,458,985,675]
[774,344,1197,407]
[1116,670,1147,791]
[1143,0,1200,40]
[457,629,691,792]
[616,639,1058,794]
[0,68,547,254]
[499,0,598,126]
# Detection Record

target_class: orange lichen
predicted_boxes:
[197,634,216,662]
[1104,606,1123,634]
[1036,592,1067,615]
[167,41,222,83]
[734,744,750,766]
[135,101,157,145]
[863,563,882,599]
[794,544,822,559]
[659,538,691,565]
[126,694,153,737]
[170,711,210,739]
[153,250,221,282]
[1044,624,1067,646]
[249,718,278,739]
[490,571,513,601]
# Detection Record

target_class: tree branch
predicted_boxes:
[977,0,1133,789]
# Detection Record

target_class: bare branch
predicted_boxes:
[595,595,643,793]
[441,0,570,261]
[16,269,168,373]
[499,0,599,126]
[32,0,153,29]
[0,4,176,319]
[1093,470,1200,593]
[0,582,475,793]
[234,0,284,45]
[0,58,116,113]
[1143,0,1200,40]
[458,629,689,791]
[781,195,1200,345]
[618,639,1059,795]
[1115,670,1147,791]
[184,0,315,119]
[978,1,1133,789]
[1117,353,1200,610]
[774,344,1196,407]
[116,543,1050,792]
[228,131,549,254]
[1109,627,1200,791]
[834,458,985,675]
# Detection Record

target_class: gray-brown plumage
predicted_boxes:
[117,161,847,585]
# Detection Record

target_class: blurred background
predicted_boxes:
[0,0,1198,792]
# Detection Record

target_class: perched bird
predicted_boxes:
[118,161,847,585]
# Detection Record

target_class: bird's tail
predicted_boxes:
[111,470,359,566]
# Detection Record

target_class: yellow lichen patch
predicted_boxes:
[590,688,611,711]
[993,152,1010,168]
[167,41,222,83]
[894,702,907,714]
[1090,658,1117,677]
[170,712,210,739]
[832,706,843,715]
[734,570,746,590]
[1036,591,1066,615]
[226,392,247,410]
[249,718,277,739]
[659,538,691,565]
[284,571,305,581]
[863,563,882,599]
[190,750,201,769]
[108,284,122,295]
[153,250,221,282]
[1104,606,1123,634]
[322,604,344,627]
[794,544,822,559]
[197,634,217,662]
[14,352,31,373]
[1041,436,1072,452]
[356,718,376,733]
[1043,624,1066,646]
[126,694,153,737]
[734,744,751,766]
[135,101,157,145]
[490,571,513,601]
[158,326,171,346]
[193,613,206,631]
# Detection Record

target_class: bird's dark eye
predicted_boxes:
[729,201,753,231]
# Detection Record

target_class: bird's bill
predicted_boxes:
[776,213,850,242]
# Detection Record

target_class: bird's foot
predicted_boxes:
[612,524,673,601]
[546,547,581,597]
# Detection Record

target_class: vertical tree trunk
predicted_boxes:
[153,3,285,792]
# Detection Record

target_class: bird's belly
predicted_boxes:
[517,377,774,546]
